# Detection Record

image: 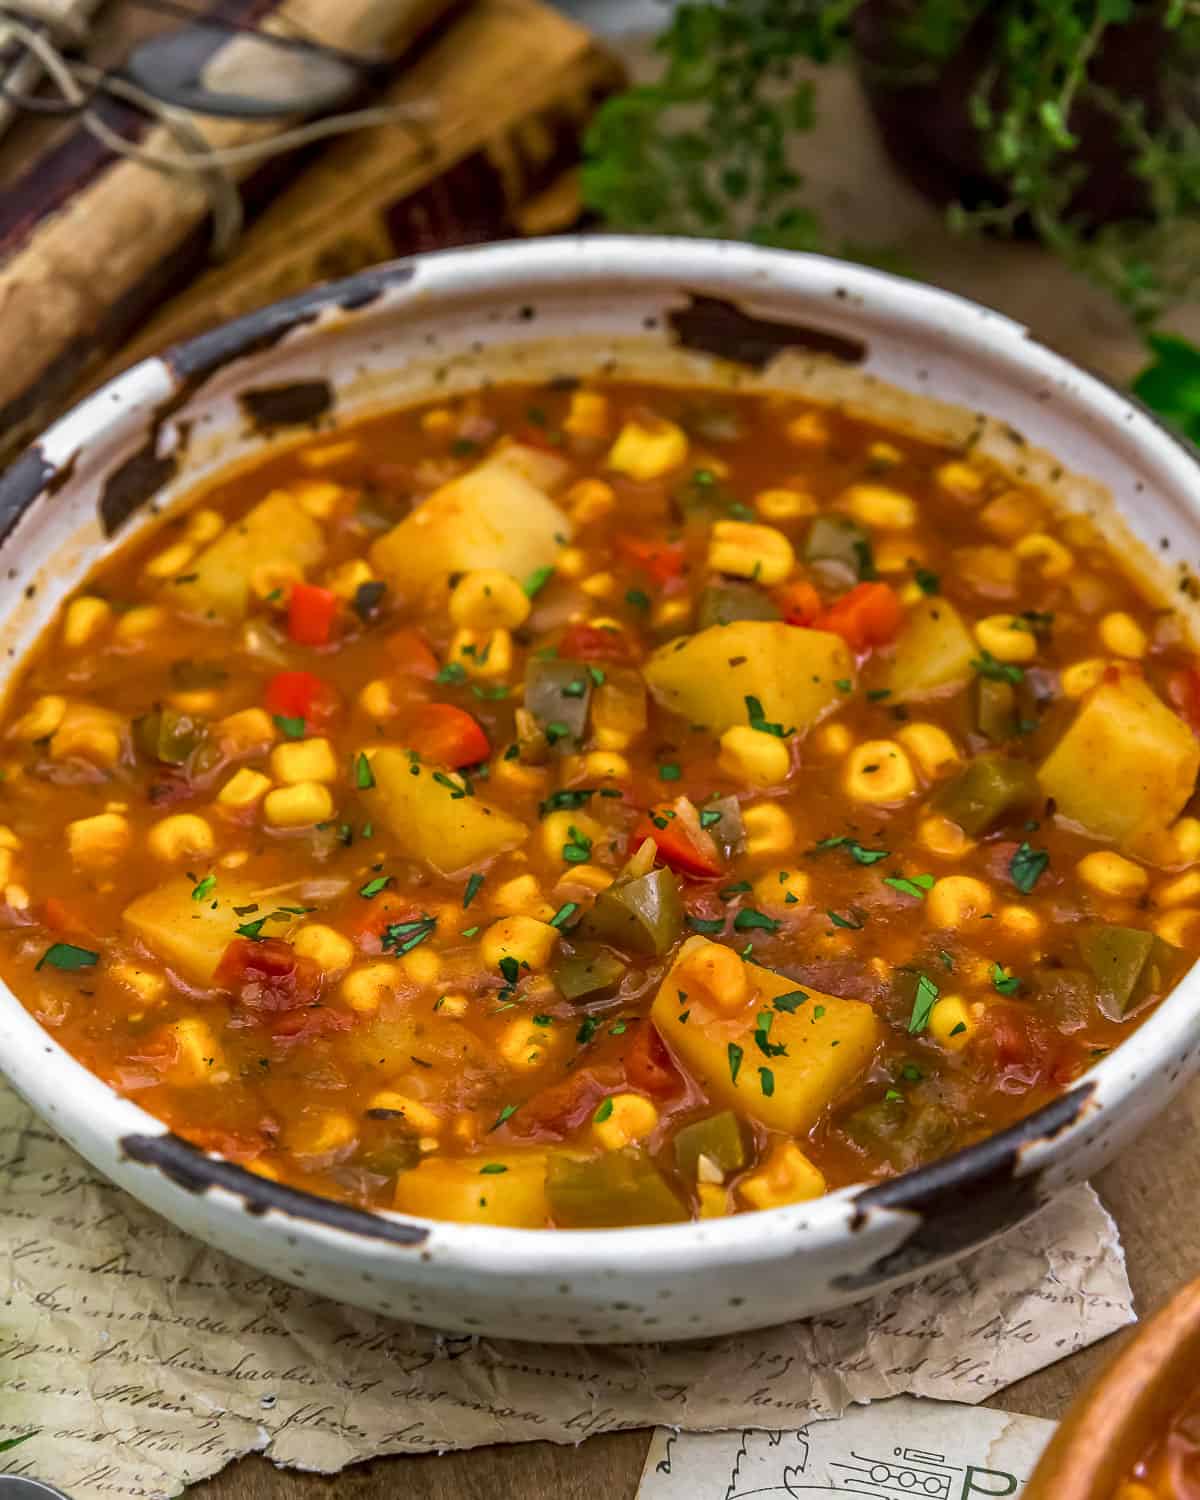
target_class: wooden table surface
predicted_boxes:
[5,17,1200,1497]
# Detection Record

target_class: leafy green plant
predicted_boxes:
[582,0,1200,327]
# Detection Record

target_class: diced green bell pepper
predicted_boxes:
[546,1148,689,1227]
[933,755,1039,836]
[841,1095,956,1173]
[1079,923,1180,1019]
[696,582,780,629]
[974,675,1016,743]
[673,1110,751,1182]
[579,867,683,956]
[133,707,208,766]
[551,943,627,1003]
[524,658,592,751]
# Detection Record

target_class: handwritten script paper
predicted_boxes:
[637,1396,1057,1499]
[0,1083,1131,1497]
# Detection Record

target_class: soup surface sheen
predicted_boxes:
[2,380,1199,1228]
[1117,1385,1200,1498]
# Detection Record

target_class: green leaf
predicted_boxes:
[191,873,216,902]
[593,1097,614,1123]
[273,714,305,739]
[992,963,1021,996]
[36,943,99,973]
[1009,841,1050,894]
[884,873,934,900]
[727,1041,744,1085]
[355,752,376,790]
[907,972,940,1034]
[524,565,555,598]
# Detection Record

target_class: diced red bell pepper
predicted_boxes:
[625,1022,683,1098]
[406,703,490,768]
[559,622,638,663]
[774,579,821,626]
[264,670,340,727]
[385,628,439,679]
[813,581,904,652]
[215,937,322,1017]
[615,534,687,586]
[506,1066,622,1141]
[633,797,723,878]
[287,583,339,647]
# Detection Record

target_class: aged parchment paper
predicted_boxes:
[0,1084,1132,1496]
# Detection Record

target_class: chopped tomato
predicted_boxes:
[287,583,339,647]
[406,703,489,768]
[634,797,722,878]
[268,1007,353,1043]
[181,1125,274,1163]
[615,534,687,586]
[774,579,821,626]
[385,628,439,679]
[625,1022,683,1098]
[42,896,94,938]
[507,1066,621,1141]
[559,622,638,663]
[977,1003,1064,1094]
[351,894,422,953]
[264,670,340,726]
[813,581,904,652]
[216,937,322,1017]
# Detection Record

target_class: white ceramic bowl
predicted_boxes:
[1,237,1198,1343]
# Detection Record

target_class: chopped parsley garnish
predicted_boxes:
[463,873,485,908]
[753,1010,787,1058]
[758,1067,775,1097]
[588,666,606,686]
[719,880,752,898]
[576,1016,600,1045]
[191,874,216,902]
[950,1022,968,1036]
[744,694,791,738]
[866,688,892,702]
[686,915,724,935]
[435,661,467,685]
[382,915,437,956]
[625,588,651,612]
[834,678,852,693]
[826,908,864,930]
[549,901,579,929]
[432,770,472,799]
[562,678,588,699]
[727,1042,743,1085]
[699,809,722,829]
[1009,841,1050,894]
[479,1163,508,1174]
[539,788,596,816]
[733,908,780,933]
[884,873,935,900]
[532,1014,553,1027]
[992,963,1022,996]
[355,752,375,790]
[772,989,808,1014]
[524,565,555,598]
[544,721,572,745]
[971,650,1025,685]
[813,835,889,866]
[359,876,392,899]
[236,917,268,940]
[885,1088,904,1102]
[906,972,940,1034]
[914,568,940,595]
[593,1098,614,1124]
[499,956,520,985]
[938,949,955,971]
[658,762,681,781]
[562,825,593,863]
[488,1103,518,1132]
[272,714,305,739]
[36,942,99,973]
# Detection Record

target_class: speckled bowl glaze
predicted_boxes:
[0,238,1198,1343]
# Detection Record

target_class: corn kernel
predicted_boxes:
[784,410,830,448]
[492,874,555,921]
[324,558,377,601]
[980,489,1044,540]
[62,596,112,649]
[557,863,613,893]
[263,782,333,828]
[542,808,605,865]
[581,750,631,782]
[293,923,355,976]
[67,812,130,870]
[492,758,549,796]
[400,946,441,987]
[672,935,749,1017]
[421,407,453,434]
[927,875,992,928]
[148,814,215,862]
[290,1111,356,1156]
[269,737,338,785]
[143,540,196,580]
[974,614,1038,662]
[1077,851,1148,899]
[652,596,692,632]
[840,482,917,531]
[168,689,222,718]
[844,739,916,804]
[719,725,791,789]
[1015,532,1073,579]
[554,547,588,581]
[814,723,853,758]
[1170,817,1200,865]
[10,695,66,740]
[498,1016,561,1070]
[341,962,402,1013]
[936,461,985,501]
[707,520,794,585]
[928,995,974,1051]
[593,1093,659,1150]
[50,704,124,768]
[290,479,345,519]
[607,416,688,481]
[251,562,303,602]
[358,679,396,720]
[165,1018,225,1086]
[217,707,276,752]
[579,571,615,599]
[752,867,810,910]
[480,915,559,971]
[213,770,270,818]
[874,537,928,574]
[368,1090,442,1135]
[739,1141,826,1209]
[1154,909,1200,948]
[567,478,616,525]
[563,390,610,439]
[999,905,1041,939]
[755,487,816,522]
[447,627,512,679]
[1099,611,1147,660]
[897,723,961,781]
[1153,870,1200,908]
[449,569,531,630]
[1113,1483,1157,1500]
[743,802,795,857]
[114,605,168,642]
[4,883,28,910]
[110,960,167,1007]
[184,507,224,543]
[1061,659,1108,698]
[0,849,13,887]
[697,1183,731,1218]
[867,440,904,466]
[297,439,359,471]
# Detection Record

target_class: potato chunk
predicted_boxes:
[171,491,325,622]
[393,1152,548,1227]
[369,445,571,596]
[644,621,853,735]
[361,748,527,875]
[1038,677,1200,853]
[886,597,977,701]
[650,939,881,1135]
[123,874,262,985]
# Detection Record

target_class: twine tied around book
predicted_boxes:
[0,1,434,255]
